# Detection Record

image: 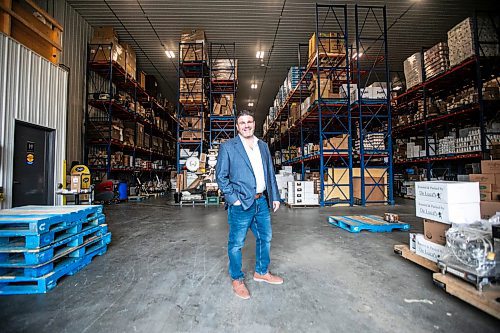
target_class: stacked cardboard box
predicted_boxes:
[412,181,481,262]
[90,27,125,70]
[212,94,234,116]
[308,32,345,61]
[323,134,349,151]
[424,42,450,79]
[403,52,423,89]
[472,160,500,217]
[275,166,295,200]
[447,17,499,67]
[355,133,385,151]
[122,43,137,80]
[309,73,341,100]
[211,59,237,81]
[286,181,319,205]
[179,78,204,103]
[180,29,207,62]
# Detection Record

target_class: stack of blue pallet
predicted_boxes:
[0,205,111,295]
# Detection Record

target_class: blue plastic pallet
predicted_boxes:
[0,214,105,250]
[0,230,111,277]
[0,244,108,295]
[0,206,103,235]
[328,215,410,233]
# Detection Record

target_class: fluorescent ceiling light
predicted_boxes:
[351,52,363,59]
[248,102,254,107]
[251,83,258,89]
[256,51,264,59]
[165,50,175,58]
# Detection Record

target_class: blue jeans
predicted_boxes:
[227,196,272,280]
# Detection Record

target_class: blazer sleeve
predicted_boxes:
[216,143,239,205]
[265,143,280,202]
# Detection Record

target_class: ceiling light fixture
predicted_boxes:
[165,50,175,58]
[248,102,254,107]
[256,51,264,59]
[251,83,258,89]
[351,52,363,59]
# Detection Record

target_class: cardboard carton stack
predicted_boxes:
[447,17,498,67]
[212,94,234,116]
[411,181,481,262]
[180,29,207,62]
[180,117,204,141]
[179,78,204,104]
[424,42,450,79]
[211,59,237,81]
[286,181,319,205]
[90,27,126,70]
[308,32,345,61]
[275,166,295,200]
[470,160,500,218]
[403,52,423,89]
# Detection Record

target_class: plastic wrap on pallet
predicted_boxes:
[441,216,499,278]
[448,17,499,67]
[403,52,423,89]
[424,42,450,79]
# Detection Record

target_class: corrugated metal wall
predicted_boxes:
[37,0,93,167]
[0,35,69,208]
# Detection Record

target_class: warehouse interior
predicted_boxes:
[0,0,499,331]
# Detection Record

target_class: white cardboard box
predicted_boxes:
[415,199,480,224]
[415,181,480,204]
[415,234,446,263]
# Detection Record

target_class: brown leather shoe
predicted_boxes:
[253,272,284,285]
[232,280,250,299]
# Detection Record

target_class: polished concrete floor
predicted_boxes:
[0,197,498,332]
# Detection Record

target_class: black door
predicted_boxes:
[12,121,55,207]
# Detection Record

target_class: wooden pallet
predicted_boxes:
[328,215,410,233]
[433,273,500,320]
[393,244,439,272]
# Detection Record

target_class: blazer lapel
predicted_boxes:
[235,136,254,172]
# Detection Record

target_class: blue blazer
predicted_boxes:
[216,136,280,210]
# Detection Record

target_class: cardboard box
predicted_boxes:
[480,201,500,219]
[415,181,480,204]
[469,173,495,184]
[481,160,500,174]
[492,192,500,201]
[70,175,81,191]
[479,183,493,192]
[423,219,450,245]
[415,199,480,224]
[138,71,146,89]
[415,234,446,263]
[480,192,492,201]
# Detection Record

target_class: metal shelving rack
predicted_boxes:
[392,11,500,182]
[84,42,175,185]
[209,42,237,147]
[353,4,394,205]
[265,4,353,206]
[176,41,208,172]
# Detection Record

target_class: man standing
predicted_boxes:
[216,109,283,300]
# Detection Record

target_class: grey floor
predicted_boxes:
[0,197,498,332]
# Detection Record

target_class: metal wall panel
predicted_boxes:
[38,0,93,167]
[0,34,69,208]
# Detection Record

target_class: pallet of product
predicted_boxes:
[433,273,500,320]
[0,242,108,295]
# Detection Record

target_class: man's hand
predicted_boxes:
[272,201,280,213]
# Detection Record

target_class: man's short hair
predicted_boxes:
[236,109,255,122]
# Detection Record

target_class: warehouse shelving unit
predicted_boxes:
[353,4,394,205]
[392,12,500,185]
[209,42,237,147]
[177,41,208,172]
[265,4,353,206]
[84,42,176,187]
